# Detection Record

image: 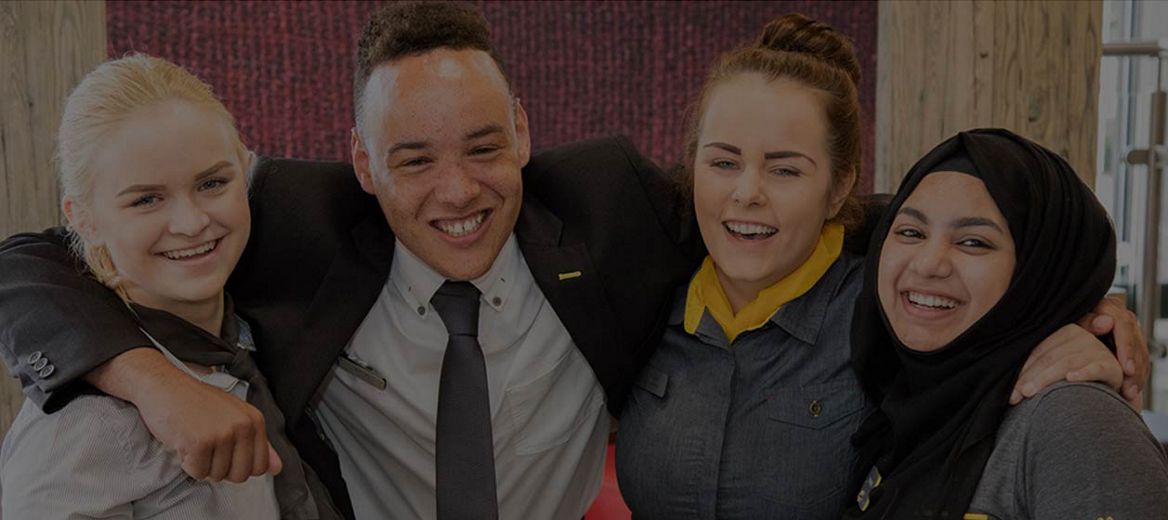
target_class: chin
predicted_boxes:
[895,329,947,353]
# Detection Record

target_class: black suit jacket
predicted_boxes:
[0,136,704,518]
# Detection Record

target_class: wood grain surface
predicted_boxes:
[875,0,1101,191]
[0,0,106,435]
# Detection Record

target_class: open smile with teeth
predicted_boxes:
[434,210,489,238]
[160,239,219,260]
[905,291,960,310]
[724,221,777,240]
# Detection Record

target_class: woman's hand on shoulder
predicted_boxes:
[1077,295,1149,405]
[1011,324,1123,406]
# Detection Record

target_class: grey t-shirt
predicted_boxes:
[968,381,1168,519]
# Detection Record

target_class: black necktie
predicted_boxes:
[431,281,498,520]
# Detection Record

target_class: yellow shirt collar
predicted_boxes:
[684,223,845,343]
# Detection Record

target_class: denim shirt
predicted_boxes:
[616,253,872,520]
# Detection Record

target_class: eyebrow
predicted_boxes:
[702,142,817,166]
[385,140,430,159]
[953,216,1005,232]
[897,206,1005,232]
[384,124,507,160]
[115,160,231,197]
[466,124,504,141]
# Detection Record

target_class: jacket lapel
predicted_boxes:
[279,213,395,426]
[515,195,626,402]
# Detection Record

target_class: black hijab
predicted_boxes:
[845,129,1116,518]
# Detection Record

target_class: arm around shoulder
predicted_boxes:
[1023,383,1168,520]
[0,230,151,411]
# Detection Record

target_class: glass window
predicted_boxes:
[1097,0,1168,410]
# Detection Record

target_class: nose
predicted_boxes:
[434,163,482,208]
[732,166,765,207]
[907,240,952,278]
[168,196,212,237]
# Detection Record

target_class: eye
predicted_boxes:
[398,156,433,168]
[470,145,502,156]
[893,227,924,240]
[958,237,992,249]
[769,167,801,177]
[710,159,738,170]
[130,194,162,208]
[198,177,229,192]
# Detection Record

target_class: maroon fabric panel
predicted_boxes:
[107,0,877,193]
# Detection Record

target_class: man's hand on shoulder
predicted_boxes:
[87,347,282,482]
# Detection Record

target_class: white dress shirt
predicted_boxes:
[313,235,608,519]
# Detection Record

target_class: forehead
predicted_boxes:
[361,48,512,134]
[91,100,237,188]
[904,172,1003,219]
[699,75,828,149]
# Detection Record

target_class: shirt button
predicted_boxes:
[492,297,502,306]
[27,351,43,365]
[809,400,823,418]
[417,306,426,316]
[39,365,55,378]
[33,358,48,371]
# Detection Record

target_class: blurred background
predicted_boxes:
[2,1,1166,515]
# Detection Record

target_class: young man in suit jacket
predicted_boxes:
[0,3,699,519]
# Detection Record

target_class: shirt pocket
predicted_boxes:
[505,349,605,456]
[633,364,669,399]
[764,379,867,512]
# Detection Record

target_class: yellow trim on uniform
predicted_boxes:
[684,223,844,343]
[963,514,989,520]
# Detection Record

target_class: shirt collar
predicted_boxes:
[390,234,521,318]
[766,253,853,345]
[128,294,242,354]
[669,253,855,346]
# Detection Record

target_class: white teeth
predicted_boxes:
[436,211,486,237]
[907,291,959,309]
[725,221,777,236]
[162,240,217,260]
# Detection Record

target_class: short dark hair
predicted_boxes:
[353,2,509,129]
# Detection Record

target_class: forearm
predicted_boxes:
[84,347,190,405]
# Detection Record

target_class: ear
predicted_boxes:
[62,196,99,244]
[514,98,531,167]
[351,127,377,196]
[828,168,858,219]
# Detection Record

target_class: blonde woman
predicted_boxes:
[0,55,334,520]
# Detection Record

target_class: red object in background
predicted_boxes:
[106,0,877,193]
[586,444,632,520]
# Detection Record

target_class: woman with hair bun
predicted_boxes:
[616,14,1133,519]
[0,54,337,520]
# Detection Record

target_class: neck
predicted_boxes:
[126,288,226,336]
[715,270,771,315]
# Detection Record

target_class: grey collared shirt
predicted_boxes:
[0,350,279,519]
[313,234,608,519]
[616,252,873,519]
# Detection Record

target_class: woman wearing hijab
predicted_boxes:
[847,128,1168,519]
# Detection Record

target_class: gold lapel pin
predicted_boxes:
[558,271,583,281]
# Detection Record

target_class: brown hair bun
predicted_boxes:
[757,13,861,87]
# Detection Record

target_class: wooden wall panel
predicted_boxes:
[0,0,106,433]
[875,0,1102,191]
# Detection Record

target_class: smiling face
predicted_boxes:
[351,47,530,281]
[75,99,250,316]
[693,74,851,311]
[877,172,1016,352]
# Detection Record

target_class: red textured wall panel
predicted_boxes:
[107,1,877,192]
